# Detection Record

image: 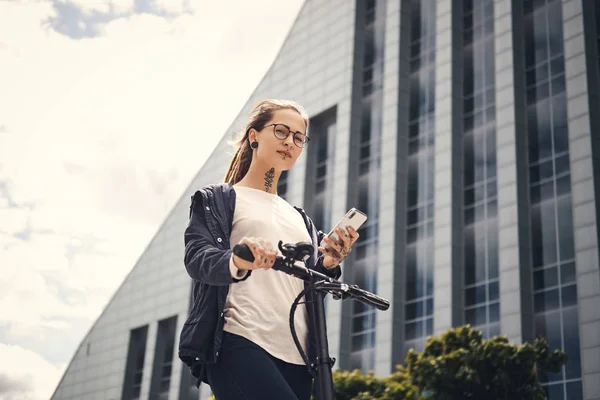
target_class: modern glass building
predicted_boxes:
[50,0,600,399]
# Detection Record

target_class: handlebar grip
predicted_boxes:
[350,287,390,311]
[232,244,255,262]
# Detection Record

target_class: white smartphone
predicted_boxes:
[322,208,368,249]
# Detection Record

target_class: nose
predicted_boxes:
[283,133,294,148]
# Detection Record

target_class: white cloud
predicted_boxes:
[0,0,304,398]
[0,343,66,400]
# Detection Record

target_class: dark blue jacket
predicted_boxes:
[178,183,342,386]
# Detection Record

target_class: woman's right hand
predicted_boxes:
[232,237,278,270]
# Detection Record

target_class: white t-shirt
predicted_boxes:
[224,185,312,365]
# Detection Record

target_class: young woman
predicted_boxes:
[178,99,359,400]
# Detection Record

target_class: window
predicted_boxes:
[403,0,436,357]
[524,0,582,395]
[461,0,499,339]
[306,110,336,233]
[149,316,178,400]
[348,0,386,372]
[122,325,149,400]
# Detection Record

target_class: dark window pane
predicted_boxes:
[464,132,475,186]
[560,262,576,284]
[465,187,475,206]
[405,321,423,340]
[554,154,570,176]
[465,226,476,284]
[488,219,499,279]
[544,383,564,400]
[466,284,487,306]
[557,196,575,261]
[425,317,433,335]
[489,302,500,322]
[561,284,578,308]
[406,246,417,299]
[547,1,564,56]
[530,100,553,161]
[552,94,569,154]
[533,9,549,64]
[563,307,582,379]
[556,174,571,196]
[489,281,499,301]
[531,201,558,267]
[550,56,564,76]
[466,305,487,326]
[566,381,583,399]
[550,75,565,95]
[489,322,500,337]
[534,267,558,290]
[534,289,560,312]
[535,310,563,356]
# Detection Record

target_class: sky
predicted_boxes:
[0,0,304,398]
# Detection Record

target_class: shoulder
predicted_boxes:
[191,183,233,200]
[189,183,234,210]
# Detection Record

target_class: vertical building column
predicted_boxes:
[374,0,403,377]
[432,0,461,336]
[494,0,531,345]
[561,1,600,397]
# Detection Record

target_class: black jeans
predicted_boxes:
[206,331,313,400]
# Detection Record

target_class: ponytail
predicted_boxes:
[224,133,253,185]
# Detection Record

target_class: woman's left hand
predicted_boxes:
[318,226,360,268]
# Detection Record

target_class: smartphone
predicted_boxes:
[322,208,368,249]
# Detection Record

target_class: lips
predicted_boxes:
[277,151,292,159]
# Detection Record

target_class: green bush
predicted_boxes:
[208,325,568,400]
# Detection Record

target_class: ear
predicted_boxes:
[247,128,258,144]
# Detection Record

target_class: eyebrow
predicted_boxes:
[276,123,307,136]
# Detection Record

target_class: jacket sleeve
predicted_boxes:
[184,194,251,286]
[312,229,342,280]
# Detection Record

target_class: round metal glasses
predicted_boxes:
[264,123,310,148]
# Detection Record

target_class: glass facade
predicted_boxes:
[310,114,336,234]
[523,0,583,398]
[349,0,385,371]
[122,325,149,400]
[403,0,436,355]
[462,0,499,339]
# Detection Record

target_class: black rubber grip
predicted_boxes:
[352,289,390,311]
[232,244,255,262]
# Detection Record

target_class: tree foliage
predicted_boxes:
[402,325,568,400]
[207,325,568,400]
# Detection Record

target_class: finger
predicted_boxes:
[260,247,271,269]
[347,227,359,241]
[325,236,343,252]
[338,228,351,247]
[335,228,346,245]
[253,247,266,269]
[266,251,277,269]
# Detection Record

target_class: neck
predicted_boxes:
[236,160,282,194]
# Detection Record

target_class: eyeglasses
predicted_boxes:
[264,123,310,148]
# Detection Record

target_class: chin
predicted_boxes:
[273,156,294,166]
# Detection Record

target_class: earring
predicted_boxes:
[251,141,258,149]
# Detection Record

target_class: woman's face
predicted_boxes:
[250,109,308,170]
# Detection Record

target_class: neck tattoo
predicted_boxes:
[264,168,275,192]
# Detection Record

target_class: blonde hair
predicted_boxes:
[224,99,309,185]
